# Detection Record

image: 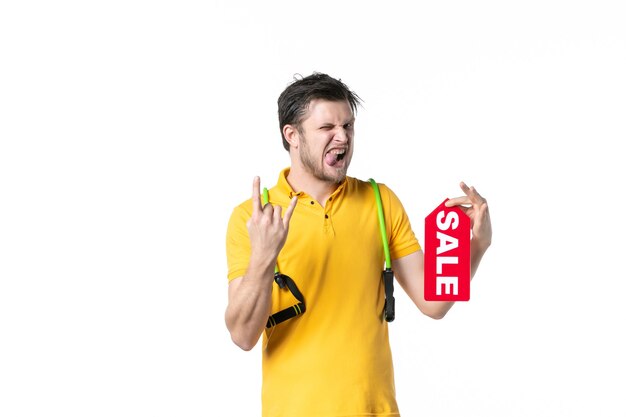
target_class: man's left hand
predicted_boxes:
[445,182,492,251]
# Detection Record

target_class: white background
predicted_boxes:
[1,1,625,416]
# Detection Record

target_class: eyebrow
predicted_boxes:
[320,118,355,127]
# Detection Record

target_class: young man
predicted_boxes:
[225,73,492,417]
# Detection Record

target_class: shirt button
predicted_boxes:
[325,214,329,219]
[310,201,314,205]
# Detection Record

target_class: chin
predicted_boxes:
[331,175,345,185]
[328,167,349,184]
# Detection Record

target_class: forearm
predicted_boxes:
[424,240,489,319]
[470,239,489,279]
[395,238,490,320]
[428,240,488,319]
[225,255,275,351]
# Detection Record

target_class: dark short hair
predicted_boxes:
[277,73,362,151]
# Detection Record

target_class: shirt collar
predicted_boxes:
[276,167,349,201]
[276,168,300,199]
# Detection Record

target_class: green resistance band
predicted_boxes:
[368,179,395,322]
[262,187,306,328]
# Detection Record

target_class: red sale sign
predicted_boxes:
[424,199,471,301]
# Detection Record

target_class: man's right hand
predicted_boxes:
[225,177,298,350]
[246,176,298,264]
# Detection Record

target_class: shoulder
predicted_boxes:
[341,176,376,206]
[227,198,253,234]
[233,198,253,215]
[346,176,401,203]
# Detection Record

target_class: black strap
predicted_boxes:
[382,268,395,322]
[266,273,306,328]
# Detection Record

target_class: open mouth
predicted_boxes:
[324,148,347,167]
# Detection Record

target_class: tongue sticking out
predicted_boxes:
[325,152,340,167]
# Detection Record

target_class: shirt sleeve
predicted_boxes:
[380,184,421,260]
[225,201,253,281]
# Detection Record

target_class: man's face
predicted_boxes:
[296,99,355,184]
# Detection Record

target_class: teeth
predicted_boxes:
[329,149,346,155]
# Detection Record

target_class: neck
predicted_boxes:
[286,165,341,207]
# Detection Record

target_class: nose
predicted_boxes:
[333,127,350,144]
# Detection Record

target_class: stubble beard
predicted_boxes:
[299,134,349,185]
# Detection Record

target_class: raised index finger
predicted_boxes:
[251,176,262,214]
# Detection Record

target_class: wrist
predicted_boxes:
[471,238,491,255]
[249,251,278,273]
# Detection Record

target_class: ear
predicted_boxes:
[283,125,300,149]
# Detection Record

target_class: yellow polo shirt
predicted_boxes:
[226,168,420,417]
